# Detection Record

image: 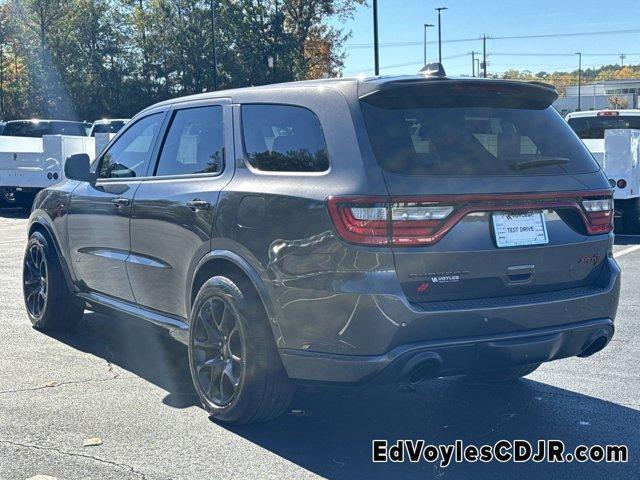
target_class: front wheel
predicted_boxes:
[188,276,295,424]
[23,231,84,331]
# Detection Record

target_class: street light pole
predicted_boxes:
[423,24,434,66]
[373,0,379,75]
[435,7,447,64]
[575,52,582,111]
[210,0,217,91]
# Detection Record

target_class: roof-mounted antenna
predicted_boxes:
[419,62,446,78]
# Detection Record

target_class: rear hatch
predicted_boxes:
[354,78,613,305]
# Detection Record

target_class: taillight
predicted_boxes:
[390,203,454,245]
[327,197,389,245]
[617,179,627,189]
[582,197,614,234]
[328,192,614,246]
[327,197,454,246]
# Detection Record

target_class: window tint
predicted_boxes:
[98,113,163,179]
[91,121,127,136]
[361,103,599,176]
[568,116,640,139]
[2,121,85,138]
[155,106,224,176]
[242,104,328,172]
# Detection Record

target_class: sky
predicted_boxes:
[333,0,640,77]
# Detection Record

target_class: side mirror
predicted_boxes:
[64,153,95,182]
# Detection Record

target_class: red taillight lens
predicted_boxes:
[617,179,627,189]
[328,192,614,246]
[390,203,454,245]
[327,197,389,245]
[582,197,614,234]
[327,197,454,246]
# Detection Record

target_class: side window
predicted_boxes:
[155,106,224,176]
[98,113,164,179]
[242,104,329,172]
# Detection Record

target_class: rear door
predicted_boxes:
[128,100,233,318]
[359,80,613,304]
[67,111,167,302]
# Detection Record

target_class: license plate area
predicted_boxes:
[492,211,549,248]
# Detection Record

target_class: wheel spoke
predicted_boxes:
[219,303,235,336]
[228,328,242,362]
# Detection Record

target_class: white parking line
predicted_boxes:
[614,244,640,258]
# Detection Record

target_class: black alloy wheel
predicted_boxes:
[191,296,244,407]
[23,242,48,319]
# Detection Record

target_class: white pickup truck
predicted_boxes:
[566,109,640,232]
[0,131,112,210]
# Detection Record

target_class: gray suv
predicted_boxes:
[23,71,620,424]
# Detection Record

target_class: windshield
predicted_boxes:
[568,115,640,139]
[361,102,599,176]
[91,121,126,136]
[2,121,86,137]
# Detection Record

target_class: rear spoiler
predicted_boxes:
[358,78,558,110]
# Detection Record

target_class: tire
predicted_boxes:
[622,198,640,234]
[23,231,84,331]
[0,189,16,208]
[188,276,295,424]
[465,363,541,383]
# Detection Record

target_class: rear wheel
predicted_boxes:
[622,198,640,234]
[23,231,84,331]
[188,276,294,424]
[0,188,16,208]
[465,363,541,383]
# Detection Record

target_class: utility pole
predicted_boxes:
[475,58,480,77]
[481,34,488,78]
[423,24,434,66]
[435,7,447,64]
[373,0,379,75]
[575,52,582,111]
[471,51,476,77]
[210,0,217,90]
[620,53,626,67]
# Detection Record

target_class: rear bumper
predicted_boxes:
[281,318,614,383]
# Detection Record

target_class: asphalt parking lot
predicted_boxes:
[0,209,638,480]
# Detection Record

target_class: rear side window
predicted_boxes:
[361,86,599,176]
[98,113,164,178]
[242,104,329,172]
[568,115,640,139]
[155,106,224,176]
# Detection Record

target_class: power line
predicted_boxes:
[346,28,640,49]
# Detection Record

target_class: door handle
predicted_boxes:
[111,197,130,207]
[187,199,210,211]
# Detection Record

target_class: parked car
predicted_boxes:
[88,118,129,137]
[24,67,620,424]
[0,120,96,210]
[566,109,640,231]
[1,119,87,138]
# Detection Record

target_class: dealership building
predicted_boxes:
[553,79,640,114]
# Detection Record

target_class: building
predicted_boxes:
[554,79,640,115]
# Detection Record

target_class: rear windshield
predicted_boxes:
[2,121,86,137]
[91,121,126,136]
[361,90,599,176]
[568,115,640,139]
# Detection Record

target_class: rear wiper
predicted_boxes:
[507,156,569,170]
